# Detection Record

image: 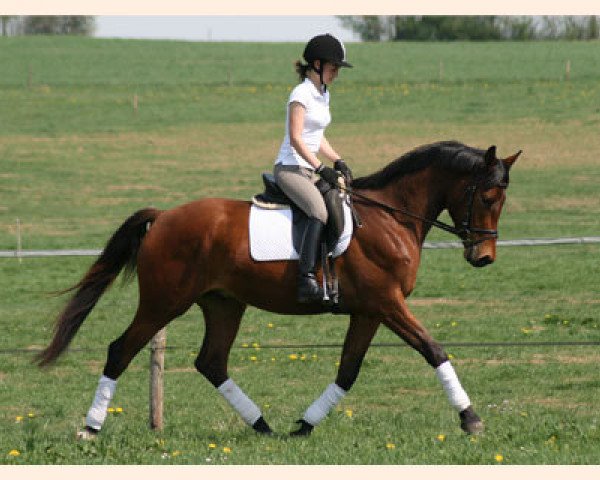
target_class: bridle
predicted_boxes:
[341,175,504,248]
[457,183,503,247]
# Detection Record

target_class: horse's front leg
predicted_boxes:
[291,314,380,436]
[383,294,484,435]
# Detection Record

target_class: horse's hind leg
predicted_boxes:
[79,303,178,439]
[194,292,272,435]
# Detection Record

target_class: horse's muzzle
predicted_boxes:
[468,254,494,268]
[464,243,495,267]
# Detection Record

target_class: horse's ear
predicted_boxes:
[502,150,522,170]
[484,146,497,167]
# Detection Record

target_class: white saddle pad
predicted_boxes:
[249,202,353,261]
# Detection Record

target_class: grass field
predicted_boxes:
[1,37,599,465]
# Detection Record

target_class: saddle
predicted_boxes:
[252,173,351,310]
[253,173,347,254]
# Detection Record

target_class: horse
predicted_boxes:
[37,140,521,439]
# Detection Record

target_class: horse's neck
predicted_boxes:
[360,168,449,245]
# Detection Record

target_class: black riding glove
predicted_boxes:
[316,164,340,187]
[334,159,353,183]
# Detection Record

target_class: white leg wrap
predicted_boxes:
[302,383,347,426]
[85,375,117,431]
[217,379,262,426]
[436,361,471,412]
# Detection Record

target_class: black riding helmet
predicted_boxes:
[303,34,352,90]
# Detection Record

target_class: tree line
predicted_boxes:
[338,16,600,41]
[1,16,95,36]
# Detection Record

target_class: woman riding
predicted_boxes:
[273,33,353,303]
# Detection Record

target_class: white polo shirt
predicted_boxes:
[274,77,331,169]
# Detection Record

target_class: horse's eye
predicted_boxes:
[481,188,502,206]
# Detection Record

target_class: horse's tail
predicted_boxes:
[36,207,162,367]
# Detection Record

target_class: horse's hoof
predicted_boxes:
[290,419,314,437]
[252,416,274,435]
[76,426,99,441]
[459,406,484,435]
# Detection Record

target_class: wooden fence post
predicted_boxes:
[150,327,167,430]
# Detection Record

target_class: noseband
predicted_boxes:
[343,177,503,248]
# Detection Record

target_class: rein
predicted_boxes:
[340,183,499,247]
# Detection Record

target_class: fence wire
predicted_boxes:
[2,236,600,258]
[2,340,600,356]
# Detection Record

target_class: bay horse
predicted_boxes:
[37,141,520,439]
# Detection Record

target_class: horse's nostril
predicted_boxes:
[472,255,493,267]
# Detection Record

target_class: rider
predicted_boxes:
[273,33,353,303]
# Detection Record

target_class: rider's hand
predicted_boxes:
[316,164,340,187]
[334,159,353,182]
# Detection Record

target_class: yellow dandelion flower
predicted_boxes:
[271,357,276,362]
[437,434,446,442]
[252,342,260,349]
[8,449,20,457]
[312,354,318,360]
[451,321,458,327]
[345,409,353,418]
[495,454,504,463]
[115,407,123,413]
[15,416,23,423]
[27,413,35,418]
[300,354,307,361]
[241,343,249,348]
[267,323,274,328]
[208,443,217,449]
[386,443,396,450]
[107,407,115,413]
[250,356,257,362]
[223,447,232,454]
[289,354,298,360]
[448,354,455,360]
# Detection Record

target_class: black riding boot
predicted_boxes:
[297,217,325,303]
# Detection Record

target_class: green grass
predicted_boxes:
[1,37,599,464]
[1,37,600,136]
[1,245,599,464]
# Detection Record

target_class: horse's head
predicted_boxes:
[447,146,521,268]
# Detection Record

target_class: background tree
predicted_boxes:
[338,16,600,41]
[21,16,95,35]
[1,16,19,36]
[338,16,390,42]
[587,16,599,39]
